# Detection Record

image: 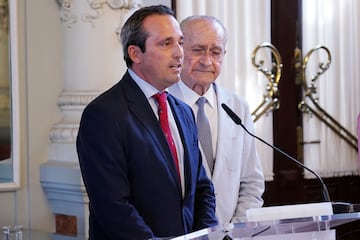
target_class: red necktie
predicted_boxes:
[153,92,180,177]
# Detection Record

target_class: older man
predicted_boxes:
[169,15,265,225]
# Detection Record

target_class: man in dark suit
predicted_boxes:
[76,5,218,240]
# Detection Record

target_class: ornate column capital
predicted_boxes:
[57,0,143,28]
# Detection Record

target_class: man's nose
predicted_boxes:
[199,52,213,65]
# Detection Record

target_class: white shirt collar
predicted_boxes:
[128,69,168,99]
[177,80,216,108]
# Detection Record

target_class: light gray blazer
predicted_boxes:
[169,82,265,225]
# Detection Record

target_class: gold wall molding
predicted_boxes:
[0,0,8,33]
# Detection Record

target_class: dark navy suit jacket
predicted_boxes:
[77,71,218,240]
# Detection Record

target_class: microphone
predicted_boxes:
[221,103,331,202]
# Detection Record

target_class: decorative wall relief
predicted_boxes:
[57,0,142,28]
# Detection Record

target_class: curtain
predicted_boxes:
[302,0,360,178]
[176,0,273,180]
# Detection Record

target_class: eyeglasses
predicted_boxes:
[189,47,225,61]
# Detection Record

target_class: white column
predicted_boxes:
[40,1,142,239]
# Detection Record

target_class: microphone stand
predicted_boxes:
[221,103,360,215]
[218,103,360,240]
[221,103,331,202]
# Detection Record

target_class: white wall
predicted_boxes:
[0,0,63,232]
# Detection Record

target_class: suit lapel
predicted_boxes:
[121,74,182,191]
[212,85,233,181]
[167,94,196,194]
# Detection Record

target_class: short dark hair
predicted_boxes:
[120,5,176,67]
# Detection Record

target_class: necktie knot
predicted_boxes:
[153,92,167,101]
[154,92,169,117]
[153,92,168,110]
[196,96,207,107]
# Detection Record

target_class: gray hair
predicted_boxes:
[180,15,228,45]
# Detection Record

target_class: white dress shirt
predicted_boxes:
[175,80,218,158]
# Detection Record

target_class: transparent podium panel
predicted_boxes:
[243,230,335,240]
[170,213,360,240]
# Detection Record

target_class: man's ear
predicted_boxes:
[128,45,142,64]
